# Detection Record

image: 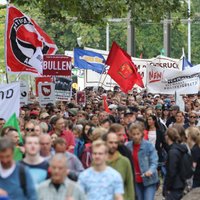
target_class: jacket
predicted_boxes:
[165,143,187,190]
[126,139,159,186]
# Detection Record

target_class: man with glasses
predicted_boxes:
[24,121,35,136]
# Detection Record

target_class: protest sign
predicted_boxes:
[0,82,20,120]
[20,81,28,106]
[38,82,55,107]
[43,55,72,76]
[147,64,200,94]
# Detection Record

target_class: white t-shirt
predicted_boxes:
[0,162,16,178]
[148,130,157,147]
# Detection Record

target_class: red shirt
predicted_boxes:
[49,130,75,153]
[132,143,143,183]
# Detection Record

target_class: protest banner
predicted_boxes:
[43,55,72,76]
[53,77,72,101]
[38,82,55,107]
[146,64,200,94]
[35,77,52,96]
[76,91,86,105]
[20,81,28,106]
[0,82,20,120]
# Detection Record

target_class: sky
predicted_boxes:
[0,0,7,5]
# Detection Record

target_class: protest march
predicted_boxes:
[0,2,200,200]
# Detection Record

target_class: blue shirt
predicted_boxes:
[0,162,37,200]
[78,166,124,200]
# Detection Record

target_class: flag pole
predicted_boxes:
[101,66,108,87]
[97,66,106,88]
[4,0,10,84]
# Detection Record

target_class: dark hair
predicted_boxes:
[53,137,66,148]
[146,114,160,130]
[100,118,112,126]
[0,118,5,121]
[0,137,14,152]
[1,126,14,137]
[7,128,18,134]
[50,116,62,126]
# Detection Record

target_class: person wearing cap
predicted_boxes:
[166,105,180,127]
[161,106,170,125]
[155,104,167,132]
[68,108,78,124]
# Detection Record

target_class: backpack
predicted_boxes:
[179,144,194,181]
[19,163,27,196]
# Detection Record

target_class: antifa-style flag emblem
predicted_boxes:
[41,85,51,96]
[6,6,57,75]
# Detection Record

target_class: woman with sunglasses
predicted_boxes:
[184,111,198,129]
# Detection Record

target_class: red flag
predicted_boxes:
[102,95,111,114]
[5,6,57,75]
[106,42,144,93]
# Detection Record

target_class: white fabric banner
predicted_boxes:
[147,64,200,94]
[0,82,20,120]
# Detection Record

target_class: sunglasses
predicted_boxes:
[189,116,197,119]
[25,128,34,132]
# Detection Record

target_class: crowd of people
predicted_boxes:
[0,86,200,200]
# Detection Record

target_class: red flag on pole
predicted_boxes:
[106,42,144,93]
[5,5,57,76]
[102,95,111,113]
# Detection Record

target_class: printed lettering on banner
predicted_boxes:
[38,82,55,107]
[147,64,200,94]
[0,82,20,120]
[43,55,72,76]
[20,81,28,106]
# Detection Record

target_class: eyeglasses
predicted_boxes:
[86,107,92,110]
[25,128,34,132]
[189,116,197,119]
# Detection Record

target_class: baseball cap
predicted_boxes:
[155,104,162,110]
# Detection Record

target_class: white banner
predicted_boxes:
[147,64,200,94]
[0,82,20,120]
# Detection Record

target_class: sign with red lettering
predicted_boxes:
[43,55,72,76]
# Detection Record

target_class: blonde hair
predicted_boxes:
[186,127,200,147]
[92,139,108,153]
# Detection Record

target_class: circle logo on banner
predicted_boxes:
[41,85,51,96]
[10,16,49,68]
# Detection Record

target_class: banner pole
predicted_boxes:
[97,66,106,88]
[4,0,10,83]
[101,67,108,87]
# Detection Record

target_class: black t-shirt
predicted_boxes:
[191,144,200,180]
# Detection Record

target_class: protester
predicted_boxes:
[78,140,124,200]
[22,133,49,185]
[54,138,84,181]
[103,132,135,200]
[37,153,86,200]
[164,128,187,200]
[126,123,159,200]
[0,137,37,200]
